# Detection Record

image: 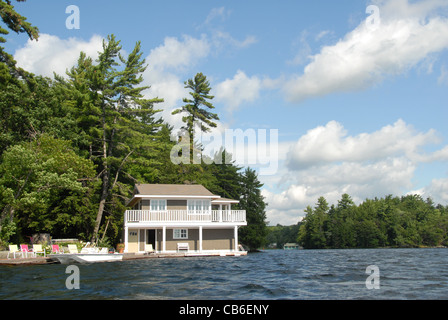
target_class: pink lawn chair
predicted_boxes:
[51,244,64,254]
[20,244,35,258]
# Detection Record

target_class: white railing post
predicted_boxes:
[124,226,128,253]
[124,209,246,223]
[162,226,166,253]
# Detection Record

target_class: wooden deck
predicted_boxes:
[0,257,57,266]
[0,251,247,266]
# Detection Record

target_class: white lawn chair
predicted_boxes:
[145,244,155,254]
[33,244,46,257]
[7,245,23,259]
[67,244,79,253]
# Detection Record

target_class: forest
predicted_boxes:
[297,194,448,249]
[0,1,268,250]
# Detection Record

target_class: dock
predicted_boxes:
[0,251,247,266]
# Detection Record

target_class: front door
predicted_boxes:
[147,229,156,251]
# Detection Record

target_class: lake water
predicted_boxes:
[1,248,447,300]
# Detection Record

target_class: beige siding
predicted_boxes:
[127,227,235,253]
[141,199,150,210]
[203,229,234,250]
[167,200,187,210]
[156,228,234,251]
[127,229,139,252]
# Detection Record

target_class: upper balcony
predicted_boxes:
[124,209,246,226]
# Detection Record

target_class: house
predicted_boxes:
[283,243,300,250]
[123,184,247,255]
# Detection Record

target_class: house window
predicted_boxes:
[150,199,166,211]
[187,199,211,213]
[173,229,188,239]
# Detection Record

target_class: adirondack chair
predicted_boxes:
[7,245,23,259]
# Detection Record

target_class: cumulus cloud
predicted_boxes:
[141,35,211,129]
[283,0,448,102]
[263,119,448,225]
[421,178,448,203]
[14,33,103,78]
[146,34,210,73]
[287,119,439,170]
[214,70,264,111]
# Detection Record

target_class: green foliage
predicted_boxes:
[172,72,219,136]
[0,134,97,240]
[238,168,268,251]
[0,0,38,79]
[0,5,267,247]
[59,35,164,243]
[297,194,448,249]
[266,224,301,249]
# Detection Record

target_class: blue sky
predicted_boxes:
[5,0,448,225]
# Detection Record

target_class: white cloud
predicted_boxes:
[214,70,264,111]
[263,119,448,225]
[411,176,448,204]
[284,0,448,102]
[211,31,257,50]
[438,64,448,86]
[287,119,439,170]
[142,35,211,129]
[14,33,103,78]
[204,7,231,25]
[146,34,210,72]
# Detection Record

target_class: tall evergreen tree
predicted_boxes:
[238,168,268,251]
[171,72,219,162]
[0,0,38,78]
[59,35,163,243]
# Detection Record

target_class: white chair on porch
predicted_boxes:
[144,244,155,254]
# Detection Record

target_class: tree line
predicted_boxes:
[0,1,268,250]
[297,194,448,249]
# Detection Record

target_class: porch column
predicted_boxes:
[219,204,222,222]
[162,226,166,253]
[234,226,238,252]
[124,226,129,253]
[199,226,203,253]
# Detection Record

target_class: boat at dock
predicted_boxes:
[49,253,123,264]
[49,246,123,264]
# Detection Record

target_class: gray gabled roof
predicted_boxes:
[127,184,240,207]
[134,184,216,197]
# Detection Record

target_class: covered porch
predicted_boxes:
[124,225,242,254]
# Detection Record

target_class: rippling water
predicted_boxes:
[1,248,447,300]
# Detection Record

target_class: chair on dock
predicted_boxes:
[33,244,46,257]
[67,244,79,254]
[51,244,64,254]
[177,243,189,252]
[145,244,155,254]
[20,244,35,258]
[7,245,23,259]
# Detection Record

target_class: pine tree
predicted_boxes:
[171,72,219,162]
[0,0,39,78]
[238,168,268,251]
[60,35,163,243]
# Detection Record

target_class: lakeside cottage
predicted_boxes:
[123,184,247,255]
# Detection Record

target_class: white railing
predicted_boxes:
[125,210,246,223]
